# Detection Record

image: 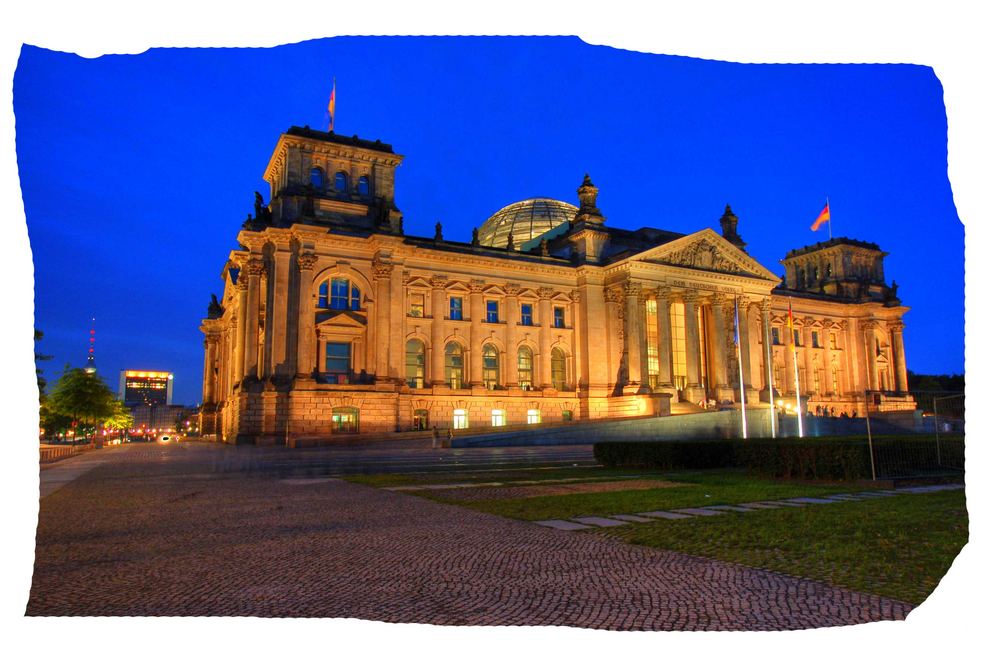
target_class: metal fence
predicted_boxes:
[864,390,965,480]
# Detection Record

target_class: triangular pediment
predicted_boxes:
[316,310,368,328]
[633,229,780,281]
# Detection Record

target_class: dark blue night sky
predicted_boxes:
[14,37,963,406]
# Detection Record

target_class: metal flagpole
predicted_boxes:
[765,310,777,438]
[734,295,748,439]
[788,298,804,437]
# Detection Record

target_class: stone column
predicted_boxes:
[373,256,393,381]
[268,247,292,379]
[758,297,773,394]
[784,315,796,395]
[821,319,834,395]
[233,274,248,383]
[202,336,216,404]
[538,287,554,388]
[295,252,318,378]
[862,320,879,392]
[890,321,908,392]
[683,292,703,396]
[803,318,816,395]
[736,296,753,393]
[430,275,448,386]
[226,318,239,393]
[469,281,485,387]
[710,294,730,392]
[389,266,405,382]
[654,286,674,390]
[623,281,650,392]
[242,258,264,381]
[503,283,520,388]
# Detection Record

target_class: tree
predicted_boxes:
[103,400,133,433]
[34,329,53,396]
[47,367,117,442]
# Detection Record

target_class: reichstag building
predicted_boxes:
[199,123,913,444]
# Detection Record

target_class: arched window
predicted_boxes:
[310,167,325,189]
[483,344,500,389]
[331,407,359,433]
[405,339,425,389]
[551,348,567,391]
[358,175,370,196]
[334,171,348,192]
[445,342,464,389]
[517,346,533,390]
[318,277,362,310]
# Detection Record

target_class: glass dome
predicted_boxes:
[479,198,578,249]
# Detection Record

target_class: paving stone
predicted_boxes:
[610,514,656,523]
[533,519,593,531]
[825,494,864,501]
[702,505,756,513]
[756,500,807,508]
[673,507,726,517]
[637,510,695,520]
[28,441,914,629]
[737,502,784,509]
[572,516,631,527]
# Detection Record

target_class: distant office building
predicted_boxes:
[130,404,196,435]
[119,370,174,406]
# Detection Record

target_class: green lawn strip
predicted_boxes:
[429,472,870,521]
[340,466,649,488]
[605,490,968,605]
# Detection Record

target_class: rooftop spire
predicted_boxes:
[573,173,605,225]
[84,317,97,374]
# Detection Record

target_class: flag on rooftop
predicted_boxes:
[811,202,831,231]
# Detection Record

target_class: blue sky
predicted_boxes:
[14,37,963,405]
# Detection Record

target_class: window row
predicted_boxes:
[770,326,839,349]
[405,340,569,391]
[309,167,370,196]
[408,295,567,327]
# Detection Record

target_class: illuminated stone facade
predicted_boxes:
[199,126,913,444]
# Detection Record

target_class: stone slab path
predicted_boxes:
[530,484,964,532]
[29,443,914,629]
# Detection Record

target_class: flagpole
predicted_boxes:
[827,196,832,240]
[765,309,777,438]
[734,295,748,439]
[788,298,804,438]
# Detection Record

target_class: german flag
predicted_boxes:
[810,203,830,231]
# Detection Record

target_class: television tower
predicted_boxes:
[83,317,97,374]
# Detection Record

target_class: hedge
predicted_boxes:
[594,435,965,481]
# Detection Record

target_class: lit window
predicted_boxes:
[409,294,425,317]
[445,342,464,389]
[324,342,351,383]
[318,277,361,310]
[412,409,428,431]
[520,303,533,326]
[358,175,370,196]
[334,171,348,192]
[551,348,567,391]
[310,167,325,189]
[331,406,359,433]
[553,306,566,328]
[812,331,820,348]
[453,409,468,429]
[482,344,500,389]
[486,300,499,323]
[405,339,425,389]
[527,409,541,425]
[517,346,533,390]
[449,296,464,321]
[829,331,837,349]
[491,409,505,427]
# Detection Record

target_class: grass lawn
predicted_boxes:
[419,470,872,521]
[608,489,968,605]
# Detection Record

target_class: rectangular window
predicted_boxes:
[812,331,820,348]
[409,294,425,317]
[561,410,573,422]
[527,409,541,425]
[553,306,566,328]
[520,303,533,326]
[449,296,463,321]
[491,409,505,427]
[813,368,821,392]
[453,409,468,430]
[829,331,837,349]
[646,299,659,382]
[486,300,499,323]
[325,342,351,382]
[771,327,781,346]
[670,302,687,390]
[793,329,802,347]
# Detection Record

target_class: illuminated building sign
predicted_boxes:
[119,370,174,406]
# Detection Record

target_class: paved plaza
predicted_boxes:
[28,441,912,629]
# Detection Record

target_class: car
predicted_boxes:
[159,434,172,444]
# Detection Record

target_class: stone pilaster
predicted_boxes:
[736,296,754,395]
[469,281,485,387]
[538,286,554,388]
[682,291,704,403]
[654,286,674,391]
[503,282,520,388]
[862,319,879,393]
[710,294,731,398]
[890,320,908,392]
[234,274,248,383]
[373,256,393,381]
[294,252,318,378]
[821,319,834,395]
[430,275,448,386]
[242,258,264,382]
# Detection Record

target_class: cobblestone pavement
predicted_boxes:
[28,442,912,629]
